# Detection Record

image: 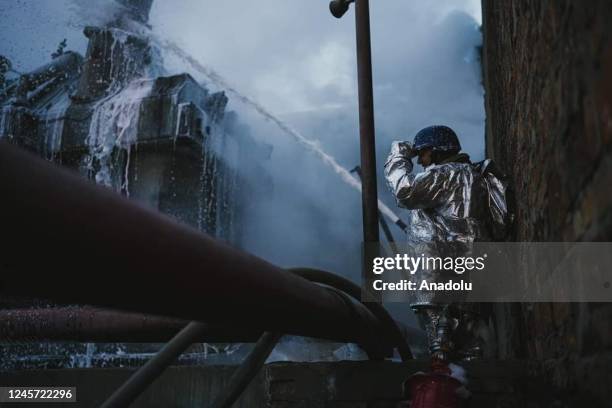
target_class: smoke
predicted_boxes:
[0,0,484,325]
[66,0,127,27]
[150,1,484,276]
[159,39,404,226]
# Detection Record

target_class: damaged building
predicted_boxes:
[0,0,270,243]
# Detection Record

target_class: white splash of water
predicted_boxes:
[158,39,405,229]
[0,106,10,138]
[40,93,72,160]
[43,115,64,160]
[68,343,97,368]
[86,78,153,187]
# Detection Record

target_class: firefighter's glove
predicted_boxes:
[391,141,417,159]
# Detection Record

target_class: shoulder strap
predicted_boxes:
[475,159,515,240]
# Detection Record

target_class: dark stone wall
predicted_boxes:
[481,0,612,404]
[482,0,612,242]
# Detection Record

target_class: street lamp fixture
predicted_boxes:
[329,0,355,19]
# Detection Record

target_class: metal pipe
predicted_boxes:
[354,0,380,245]
[0,143,386,347]
[0,307,264,343]
[100,322,208,408]
[205,269,416,408]
[351,166,398,253]
[98,268,394,408]
[290,268,413,361]
[210,332,281,408]
[102,331,282,408]
[0,307,184,342]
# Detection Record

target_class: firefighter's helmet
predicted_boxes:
[413,125,461,153]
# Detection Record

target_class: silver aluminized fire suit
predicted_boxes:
[384,140,510,361]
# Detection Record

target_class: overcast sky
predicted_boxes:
[0,0,484,324]
[151,0,484,156]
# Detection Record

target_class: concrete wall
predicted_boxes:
[481,0,612,403]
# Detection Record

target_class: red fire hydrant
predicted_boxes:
[404,360,469,408]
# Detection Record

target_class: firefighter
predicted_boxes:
[384,125,510,363]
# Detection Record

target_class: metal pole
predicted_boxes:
[210,332,281,408]
[351,166,398,253]
[354,0,380,245]
[101,322,208,408]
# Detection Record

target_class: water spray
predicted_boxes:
[157,39,408,234]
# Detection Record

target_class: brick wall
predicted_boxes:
[481,0,612,403]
